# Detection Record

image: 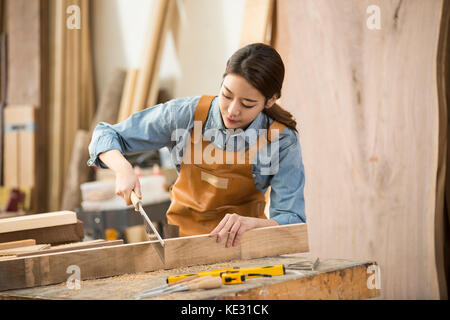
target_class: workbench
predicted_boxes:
[0,253,380,300]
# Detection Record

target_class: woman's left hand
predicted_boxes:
[209,213,279,247]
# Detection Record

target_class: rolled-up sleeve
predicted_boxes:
[87,96,199,168]
[269,131,306,225]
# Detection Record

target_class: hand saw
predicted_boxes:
[130,191,165,261]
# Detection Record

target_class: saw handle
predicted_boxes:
[130,191,141,211]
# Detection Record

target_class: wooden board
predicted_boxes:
[117,69,139,123]
[0,223,308,291]
[3,105,37,189]
[146,0,176,108]
[131,0,169,113]
[273,0,448,299]
[16,239,124,257]
[6,0,42,106]
[0,220,84,245]
[48,0,66,211]
[0,211,77,233]
[0,255,380,300]
[0,239,35,251]
[0,244,50,256]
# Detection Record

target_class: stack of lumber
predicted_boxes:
[62,0,179,211]
[272,0,449,299]
[0,211,84,245]
[48,0,96,211]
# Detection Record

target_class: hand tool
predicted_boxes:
[135,275,223,299]
[167,264,285,284]
[130,190,165,260]
[286,257,320,271]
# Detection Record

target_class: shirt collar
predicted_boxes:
[208,96,269,145]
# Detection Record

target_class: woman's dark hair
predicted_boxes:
[222,43,298,132]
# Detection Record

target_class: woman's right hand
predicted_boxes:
[115,166,142,206]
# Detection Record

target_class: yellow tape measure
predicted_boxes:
[167,264,285,285]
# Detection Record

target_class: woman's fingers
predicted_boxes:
[115,170,141,206]
[134,180,142,199]
[209,214,231,237]
[217,215,237,243]
[226,220,241,247]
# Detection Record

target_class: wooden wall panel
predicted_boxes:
[274,0,448,299]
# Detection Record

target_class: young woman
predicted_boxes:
[88,43,306,247]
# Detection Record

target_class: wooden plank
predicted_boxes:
[435,0,450,300]
[0,211,77,233]
[0,244,50,256]
[16,240,124,257]
[63,0,75,183]
[6,0,42,105]
[3,105,38,210]
[117,69,139,123]
[0,33,6,187]
[4,105,36,188]
[240,223,308,259]
[164,234,241,268]
[0,223,308,291]
[0,240,164,290]
[0,220,84,245]
[0,239,35,251]
[48,0,66,211]
[80,0,96,129]
[0,256,380,300]
[3,118,19,187]
[146,0,176,107]
[239,0,274,47]
[273,0,447,299]
[131,0,169,113]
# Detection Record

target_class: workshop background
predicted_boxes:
[0,0,449,300]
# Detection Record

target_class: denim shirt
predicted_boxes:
[88,96,306,225]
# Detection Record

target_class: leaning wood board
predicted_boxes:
[0,223,308,291]
[273,0,449,299]
[0,255,379,300]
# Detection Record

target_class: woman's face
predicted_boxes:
[219,73,275,130]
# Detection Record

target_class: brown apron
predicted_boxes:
[166,95,286,236]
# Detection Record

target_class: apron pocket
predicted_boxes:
[200,171,229,189]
